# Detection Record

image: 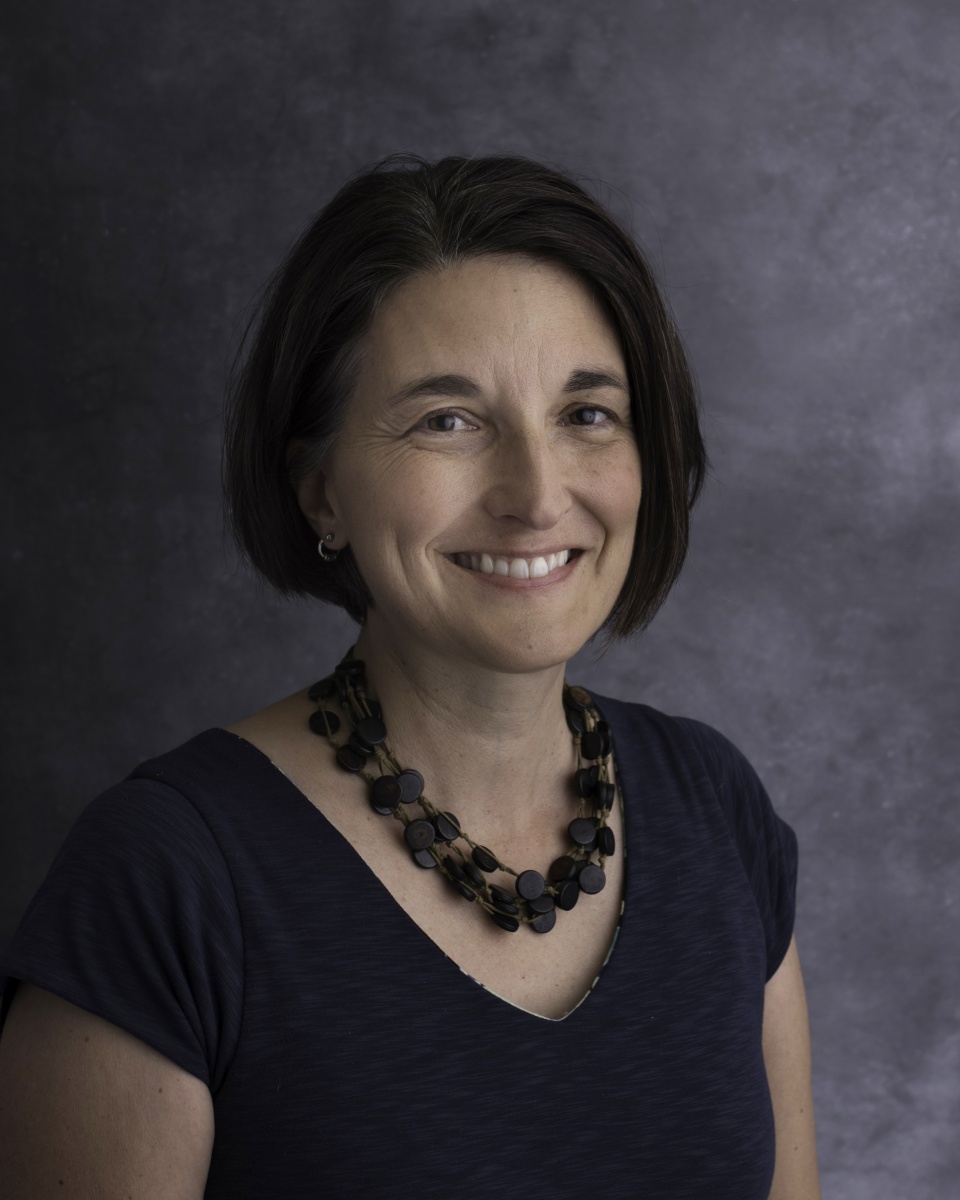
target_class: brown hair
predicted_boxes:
[224,154,706,637]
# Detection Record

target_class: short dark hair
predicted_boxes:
[224,154,706,637]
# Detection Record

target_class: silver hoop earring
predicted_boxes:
[318,533,339,562]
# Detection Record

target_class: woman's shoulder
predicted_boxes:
[596,694,798,979]
[592,692,759,787]
[129,726,271,798]
[121,688,313,814]
[32,719,308,897]
[0,741,249,1088]
[594,692,792,842]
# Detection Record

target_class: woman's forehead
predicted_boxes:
[359,256,624,392]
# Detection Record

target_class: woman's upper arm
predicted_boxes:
[763,936,822,1200]
[0,983,214,1199]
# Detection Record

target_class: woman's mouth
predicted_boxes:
[450,549,578,579]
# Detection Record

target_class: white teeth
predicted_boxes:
[455,551,575,577]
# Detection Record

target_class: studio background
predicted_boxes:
[2,1,958,1195]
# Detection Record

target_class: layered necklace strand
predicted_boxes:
[307,650,617,934]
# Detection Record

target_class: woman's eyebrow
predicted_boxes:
[563,368,628,393]
[386,373,481,408]
[386,367,627,409]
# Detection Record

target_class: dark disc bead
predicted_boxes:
[528,894,555,914]
[578,863,606,894]
[548,855,578,882]
[371,774,402,803]
[564,685,592,711]
[308,677,336,701]
[491,913,520,932]
[472,845,499,873]
[349,730,374,756]
[336,656,364,676]
[565,706,586,735]
[596,825,616,856]
[365,699,383,721]
[412,847,437,869]
[442,854,467,882]
[462,861,485,888]
[516,869,546,901]
[396,769,425,804]
[370,775,403,813]
[489,884,517,906]
[355,716,387,746]
[576,766,599,799]
[580,730,604,761]
[432,815,457,843]
[569,817,598,848]
[450,878,477,902]
[531,908,558,934]
[336,744,367,773]
[491,898,519,916]
[309,709,340,736]
[556,880,581,911]
[596,721,612,757]
[404,819,435,851]
[595,781,616,810]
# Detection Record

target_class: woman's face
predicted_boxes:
[302,255,642,675]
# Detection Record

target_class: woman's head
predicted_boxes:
[225,154,705,641]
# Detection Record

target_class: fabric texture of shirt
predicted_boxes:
[0,696,798,1198]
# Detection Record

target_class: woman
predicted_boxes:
[0,155,820,1197]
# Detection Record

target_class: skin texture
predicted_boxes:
[0,255,820,1196]
[0,983,213,1198]
[765,938,823,1199]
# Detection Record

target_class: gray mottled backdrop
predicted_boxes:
[2,1,958,1194]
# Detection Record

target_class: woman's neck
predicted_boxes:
[350,624,579,833]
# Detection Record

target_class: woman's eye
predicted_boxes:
[568,406,611,426]
[421,411,471,432]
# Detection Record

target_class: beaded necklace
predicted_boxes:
[307,651,617,934]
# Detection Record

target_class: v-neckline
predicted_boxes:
[213,699,631,1023]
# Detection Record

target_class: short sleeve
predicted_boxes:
[0,778,244,1092]
[676,718,799,980]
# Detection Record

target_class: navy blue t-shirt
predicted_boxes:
[0,697,798,1198]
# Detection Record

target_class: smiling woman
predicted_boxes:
[0,157,820,1199]
[294,256,643,674]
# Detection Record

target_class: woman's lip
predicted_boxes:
[447,548,580,559]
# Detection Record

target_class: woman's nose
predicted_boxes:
[482,430,571,530]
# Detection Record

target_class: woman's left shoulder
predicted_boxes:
[594,694,792,839]
[594,694,759,784]
[598,695,800,980]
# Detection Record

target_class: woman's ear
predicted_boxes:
[288,441,342,544]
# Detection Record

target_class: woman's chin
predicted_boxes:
[424,623,595,677]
